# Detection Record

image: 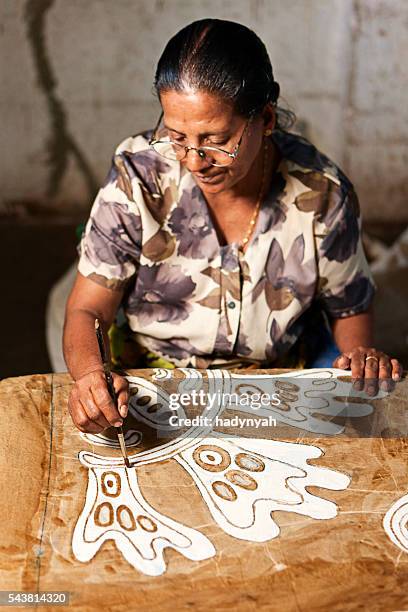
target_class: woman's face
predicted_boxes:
[159,89,269,195]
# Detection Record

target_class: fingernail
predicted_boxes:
[114,420,123,427]
[120,404,128,418]
[380,380,388,391]
[392,373,400,381]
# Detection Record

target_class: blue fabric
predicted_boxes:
[307,324,341,368]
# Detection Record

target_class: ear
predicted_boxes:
[262,103,276,134]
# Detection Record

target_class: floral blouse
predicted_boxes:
[78,129,375,368]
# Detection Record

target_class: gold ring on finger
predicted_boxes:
[365,356,378,363]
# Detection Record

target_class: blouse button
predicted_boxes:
[227,301,236,309]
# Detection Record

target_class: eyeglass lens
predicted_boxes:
[151,140,232,166]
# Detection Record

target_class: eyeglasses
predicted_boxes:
[149,112,252,167]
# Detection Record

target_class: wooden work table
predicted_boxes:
[0,369,407,611]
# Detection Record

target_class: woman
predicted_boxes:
[64,18,402,434]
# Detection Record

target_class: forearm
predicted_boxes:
[331,307,374,354]
[63,309,111,381]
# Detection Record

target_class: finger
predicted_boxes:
[91,384,123,427]
[351,352,366,390]
[118,393,129,418]
[70,382,112,430]
[82,391,112,430]
[391,358,403,382]
[333,354,350,369]
[78,398,106,433]
[363,354,379,397]
[113,374,130,418]
[68,388,85,429]
[378,357,393,392]
[70,395,105,433]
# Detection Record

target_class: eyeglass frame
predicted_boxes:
[148,111,254,167]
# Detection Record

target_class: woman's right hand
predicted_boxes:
[68,369,129,433]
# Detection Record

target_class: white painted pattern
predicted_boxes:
[227,368,387,435]
[176,433,350,541]
[72,368,374,575]
[80,428,142,448]
[72,453,215,576]
[383,493,408,554]
[127,368,387,436]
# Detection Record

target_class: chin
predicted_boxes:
[199,182,226,194]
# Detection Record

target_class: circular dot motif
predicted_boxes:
[275,381,300,393]
[101,471,121,497]
[137,515,158,532]
[212,481,237,501]
[235,383,264,396]
[147,403,161,413]
[94,502,114,527]
[235,453,265,472]
[117,505,136,531]
[225,469,258,490]
[193,445,231,472]
[136,395,151,406]
[275,381,300,404]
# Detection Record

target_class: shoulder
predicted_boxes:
[107,129,180,197]
[114,129,158,168]
[272,130,357,220]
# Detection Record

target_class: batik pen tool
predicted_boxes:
[94,318,130,468]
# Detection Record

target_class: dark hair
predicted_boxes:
[154,19,295,129]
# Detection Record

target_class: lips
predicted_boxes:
[195,172,224,183]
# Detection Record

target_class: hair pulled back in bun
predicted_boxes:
[154,19,295,129]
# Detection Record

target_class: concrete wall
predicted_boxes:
[1,0,407,221]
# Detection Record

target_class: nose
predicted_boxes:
[183,148,212,173]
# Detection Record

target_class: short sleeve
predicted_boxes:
[78,154,143,291]
[316,188,376,318]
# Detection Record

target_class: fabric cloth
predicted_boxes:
[78,129,375,369]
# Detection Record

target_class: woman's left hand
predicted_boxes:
[333,347,403,395]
